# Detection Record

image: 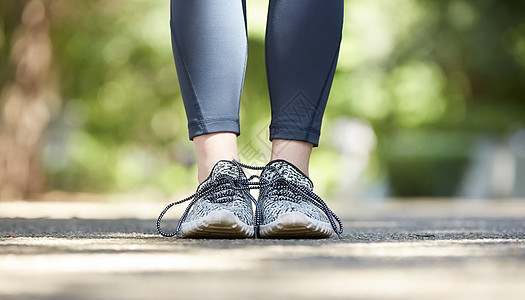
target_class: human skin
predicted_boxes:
[193,133,312,183]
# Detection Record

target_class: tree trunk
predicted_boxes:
[0,0,55,199]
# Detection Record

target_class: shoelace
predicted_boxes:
[156,161,263,237]
[156,160,343,238]
[255,174,344,239]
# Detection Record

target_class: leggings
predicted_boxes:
[170,0,343,146]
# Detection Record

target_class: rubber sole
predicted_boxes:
[178,210,254,239]
[259,212,333,239]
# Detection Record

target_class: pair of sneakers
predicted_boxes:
[157,159,343,239]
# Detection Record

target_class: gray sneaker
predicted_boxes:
[157,160,255,238]
[256,160,343,239]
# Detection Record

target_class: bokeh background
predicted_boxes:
[1,0,525,201]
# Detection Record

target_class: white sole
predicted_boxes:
[259,212,333,239]
[179,209,254,239]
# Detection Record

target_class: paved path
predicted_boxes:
[0,199,524,299]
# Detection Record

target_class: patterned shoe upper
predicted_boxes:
[157,160,254,237]
[157,159,342,238]
[184,160,254,225]
[258,160,330,225]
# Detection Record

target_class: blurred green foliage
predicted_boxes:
[1,0,525,197]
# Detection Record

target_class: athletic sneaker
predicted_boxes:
[157,160,255,238]
[256,159,343,239]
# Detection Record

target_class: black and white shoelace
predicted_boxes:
[255,174,344,239]
[156,160,343,238]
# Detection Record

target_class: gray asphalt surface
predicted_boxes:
[0,200,524,299]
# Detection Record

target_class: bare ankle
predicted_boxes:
[194,132,239,183]
[270,139,313,176]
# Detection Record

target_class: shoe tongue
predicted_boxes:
[198,160,244,192]
[209,160,243,182]
[261,160,313,190]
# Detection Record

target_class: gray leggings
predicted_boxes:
[170,0,343,146]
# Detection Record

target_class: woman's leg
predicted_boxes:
[270,139,312,176]
[170,0,247,181]
[194,132,239,183]
[265,0,344,175]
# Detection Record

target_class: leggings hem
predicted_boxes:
[188,119,240,140]
[269,126,320,147]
